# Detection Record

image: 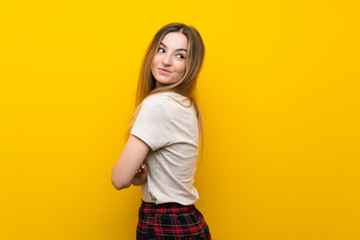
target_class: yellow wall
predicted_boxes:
[1,0,359,239]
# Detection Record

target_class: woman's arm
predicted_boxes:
[111,135,150,190]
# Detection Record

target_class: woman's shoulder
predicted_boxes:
[144,91,190,106]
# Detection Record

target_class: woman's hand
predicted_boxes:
[131,163,148,186]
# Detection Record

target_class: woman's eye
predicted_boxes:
[158,48,165,53]
[176,54,185,59]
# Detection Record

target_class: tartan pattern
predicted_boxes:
[137,201,212,240]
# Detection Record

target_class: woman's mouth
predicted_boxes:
[158,68,172,74]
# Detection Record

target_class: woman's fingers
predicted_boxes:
[136,163,147,173]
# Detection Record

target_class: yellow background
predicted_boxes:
[1,0,359,239]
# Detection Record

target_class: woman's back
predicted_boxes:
[130,91,200,205]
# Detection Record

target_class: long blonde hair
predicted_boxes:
[127,23,205,154]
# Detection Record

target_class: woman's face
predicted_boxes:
[151,32,188,88]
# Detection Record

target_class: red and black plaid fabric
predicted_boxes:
[136,201,211,240]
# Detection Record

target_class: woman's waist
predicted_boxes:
[140,200,196,214]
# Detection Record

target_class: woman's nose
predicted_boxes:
[162,54,172,66]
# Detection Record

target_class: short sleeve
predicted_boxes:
[130,98,173,151]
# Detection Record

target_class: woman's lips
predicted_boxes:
[158,68,171,74]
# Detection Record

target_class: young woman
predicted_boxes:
[111,23,211,240]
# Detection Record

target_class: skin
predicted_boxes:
[111,32,188,190]
[151,32,188,88]
[111,134,149,190]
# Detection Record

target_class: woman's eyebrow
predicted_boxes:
[160,42,187,52]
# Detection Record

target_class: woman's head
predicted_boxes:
[136,23,205,104]
[151,31,188,88]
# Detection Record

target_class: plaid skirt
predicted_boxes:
[136,201,211,240]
